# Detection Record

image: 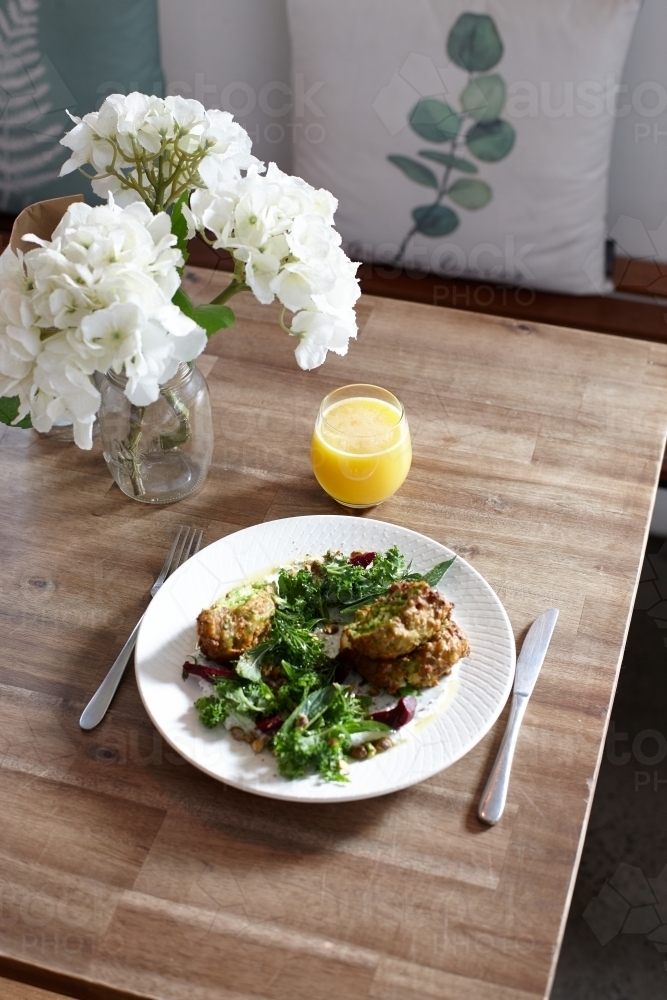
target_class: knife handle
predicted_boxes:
[478,693,528,825]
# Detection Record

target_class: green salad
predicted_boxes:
[183,546,455,782]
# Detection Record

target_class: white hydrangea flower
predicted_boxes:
[60,93,261,212]
[32,336,101,448]
[0,250,42,422]
[290,309,353,370]
[189,162,360,370]
[79,302,142,374]
[0,198,206,448]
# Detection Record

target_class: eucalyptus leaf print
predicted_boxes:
[448,178,492,209]
[466,120,516,161]
[412,205,459,237]
[460,75,506,123]
[447,13,503,72]
[409,99,460,143]
[389,12,516,266]
[419,151,478,174]
[387,156,438,188]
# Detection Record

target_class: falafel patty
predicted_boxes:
[340,580,453,660]
[351,619,470,694]
[197,584,275,662]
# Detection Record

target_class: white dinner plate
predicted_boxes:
[135,515,515,803]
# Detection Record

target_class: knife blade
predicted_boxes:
[477,607,559,825]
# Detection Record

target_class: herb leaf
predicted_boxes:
[323,546,408,607]
[280,685,336,734]
[420,556,456,587]
[190,544,455,782]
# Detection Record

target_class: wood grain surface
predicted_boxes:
[184,235,667,345]
[0,976,72,1000]
[1,265,666,1000]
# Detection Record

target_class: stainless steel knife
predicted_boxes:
[478,607,559,825]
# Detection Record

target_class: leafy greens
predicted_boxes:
[190,546,456,781]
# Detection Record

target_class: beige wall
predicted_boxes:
[157,0,292,172]
[608,0,667,254]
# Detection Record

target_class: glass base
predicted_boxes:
[106,450,207,504]
[332,497,386,510]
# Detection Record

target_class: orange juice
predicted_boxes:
[311,393,412,507]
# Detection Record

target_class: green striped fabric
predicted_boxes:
[0,0,163,213]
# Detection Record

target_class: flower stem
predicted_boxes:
[159,388,191,450]
[211,278,249,305]
[278,305,292,335]
[122,405,146,497]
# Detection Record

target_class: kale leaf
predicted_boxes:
[191,545,455,780]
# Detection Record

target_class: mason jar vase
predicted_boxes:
[99,363,213,503]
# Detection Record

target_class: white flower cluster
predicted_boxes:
[187,163,360,370]
[0,200,206,448]
[60,93,259,209]
[0,94,361,448]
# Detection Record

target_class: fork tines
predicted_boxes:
[172,526,203,572]
[150,526,204,597]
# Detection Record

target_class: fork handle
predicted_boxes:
[79,616,143,730]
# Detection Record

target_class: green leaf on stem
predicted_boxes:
[448,178,492,209]
[447,13,503,72]
[173,287,235,338]
[466,120,516,161]
[419,151,478,173]
[412,204,459,237]
[460,74,506,123]
[387,155,438,188]
[170,191,191,266]
[409,99,460,143]
[0,396,31,429]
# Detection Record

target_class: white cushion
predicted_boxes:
[286,0,641,294]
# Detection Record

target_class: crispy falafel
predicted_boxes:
[197,583,275,662]
[340,580,452,660]
[351,619,470,694]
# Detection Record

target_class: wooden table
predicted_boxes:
[1,266,666,1000]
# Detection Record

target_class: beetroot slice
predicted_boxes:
[349,551,375,568]
[182,662,235,681]
[255,714,283,734]
[370,696,417,729]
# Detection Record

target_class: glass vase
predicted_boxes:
[99,363,213,504]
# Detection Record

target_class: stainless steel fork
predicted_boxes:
[79,525,203,730]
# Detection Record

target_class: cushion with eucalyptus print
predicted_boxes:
[286,0,641,294]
